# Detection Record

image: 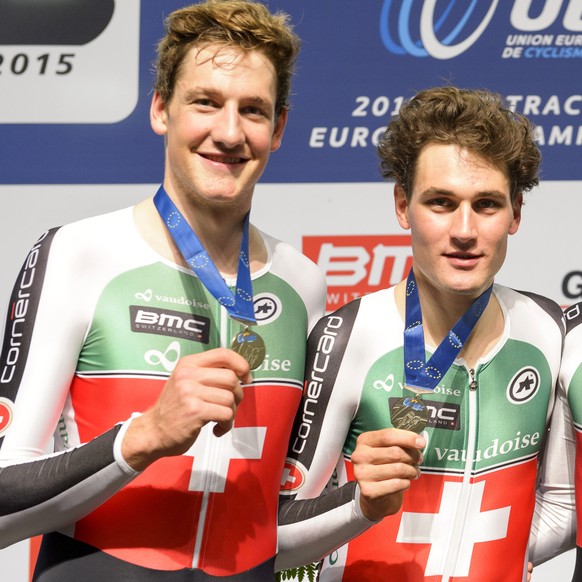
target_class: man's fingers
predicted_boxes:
[173,356,247,404]
[352,429,425,469]
[357,427,426,450]
[181,347,253,386]
[352,443,423,467]
[354,460,421,484]
[353,428,425,520]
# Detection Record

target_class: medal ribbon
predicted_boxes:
[403,269,493,392]
[153,185,256,326]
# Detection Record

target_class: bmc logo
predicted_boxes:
[130,305,211,344]
[303,235,413,311]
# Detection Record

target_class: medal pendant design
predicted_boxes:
[231,327,266,370]
[390,395,428,433]
[404,384,434,396]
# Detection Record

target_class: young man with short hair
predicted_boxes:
[0,2,325,580]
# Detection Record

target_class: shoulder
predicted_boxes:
[261,231,322,274]
[27,207,146,285]
[53,207,134,243]
[564,302,582,336]
[259,229,326,305]
[309,287,396,342]
[496,285,564,325]
[561,302,582,381]
[495,284,565,340]
[18,207,133,265]
[55,207,137,254]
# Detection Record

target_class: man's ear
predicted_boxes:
[150,91,168,136]
[394,184,411,230]
[270,107,288,153]
[509,192,523,235]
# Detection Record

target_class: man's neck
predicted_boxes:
[133,196,266,278]
[186,208,246,277]
[395,278,504,368]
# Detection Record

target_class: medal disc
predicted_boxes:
[231,328,266,370]
[390,396,428,433]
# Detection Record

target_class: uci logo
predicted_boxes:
[380,0,582,60]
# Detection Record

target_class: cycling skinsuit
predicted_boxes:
[277,284,563,581]
[530,301,581,577]
[0,205,325,580]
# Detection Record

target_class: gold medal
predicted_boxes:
[390,395,428,433]
[231,327,266,370]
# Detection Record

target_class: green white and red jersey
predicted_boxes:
[0,204,325,580]
[278,285,563,581]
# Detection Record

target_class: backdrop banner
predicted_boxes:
[0,1,579,580]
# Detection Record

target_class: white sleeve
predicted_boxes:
[529,380,576,565]
[0,225,140,547]
[276,300,376,570]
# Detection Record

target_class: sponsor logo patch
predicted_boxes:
[253,293,282,325]
[0,398,14,435]
[507,366,540,404]
[130,305,210,344]
[280,459,307,494]
[389,397,461,431]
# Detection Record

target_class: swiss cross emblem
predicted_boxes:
[0,398,14,435]
[280,459,306,493]
[397,481,510,577]
[184,424,266,493]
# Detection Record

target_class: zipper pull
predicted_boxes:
[469,368,477,390]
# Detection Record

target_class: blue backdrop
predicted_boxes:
[1,0,580,183]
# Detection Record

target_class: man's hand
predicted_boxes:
[351,428,425,521]
[122,348,252,471]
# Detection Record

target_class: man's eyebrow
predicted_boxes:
[418,187,509,199]
[182,86,215,100]
[181,88,273,109]
[417,187,454,197]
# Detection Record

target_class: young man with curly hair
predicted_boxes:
[277,86,563,581]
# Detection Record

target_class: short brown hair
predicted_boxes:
[154,0,300,118]
[377,86,540,202]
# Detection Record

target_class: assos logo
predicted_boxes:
[303,235,412,311]
[507,366,540,404]
[380,0,582,59]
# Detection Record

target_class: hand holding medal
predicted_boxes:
[352,428,426,521]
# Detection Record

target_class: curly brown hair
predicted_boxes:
[154,0,300,118]
[377,86,540,203]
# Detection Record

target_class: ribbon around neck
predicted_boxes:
[153,185,256,326]
[403,269,492,392]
